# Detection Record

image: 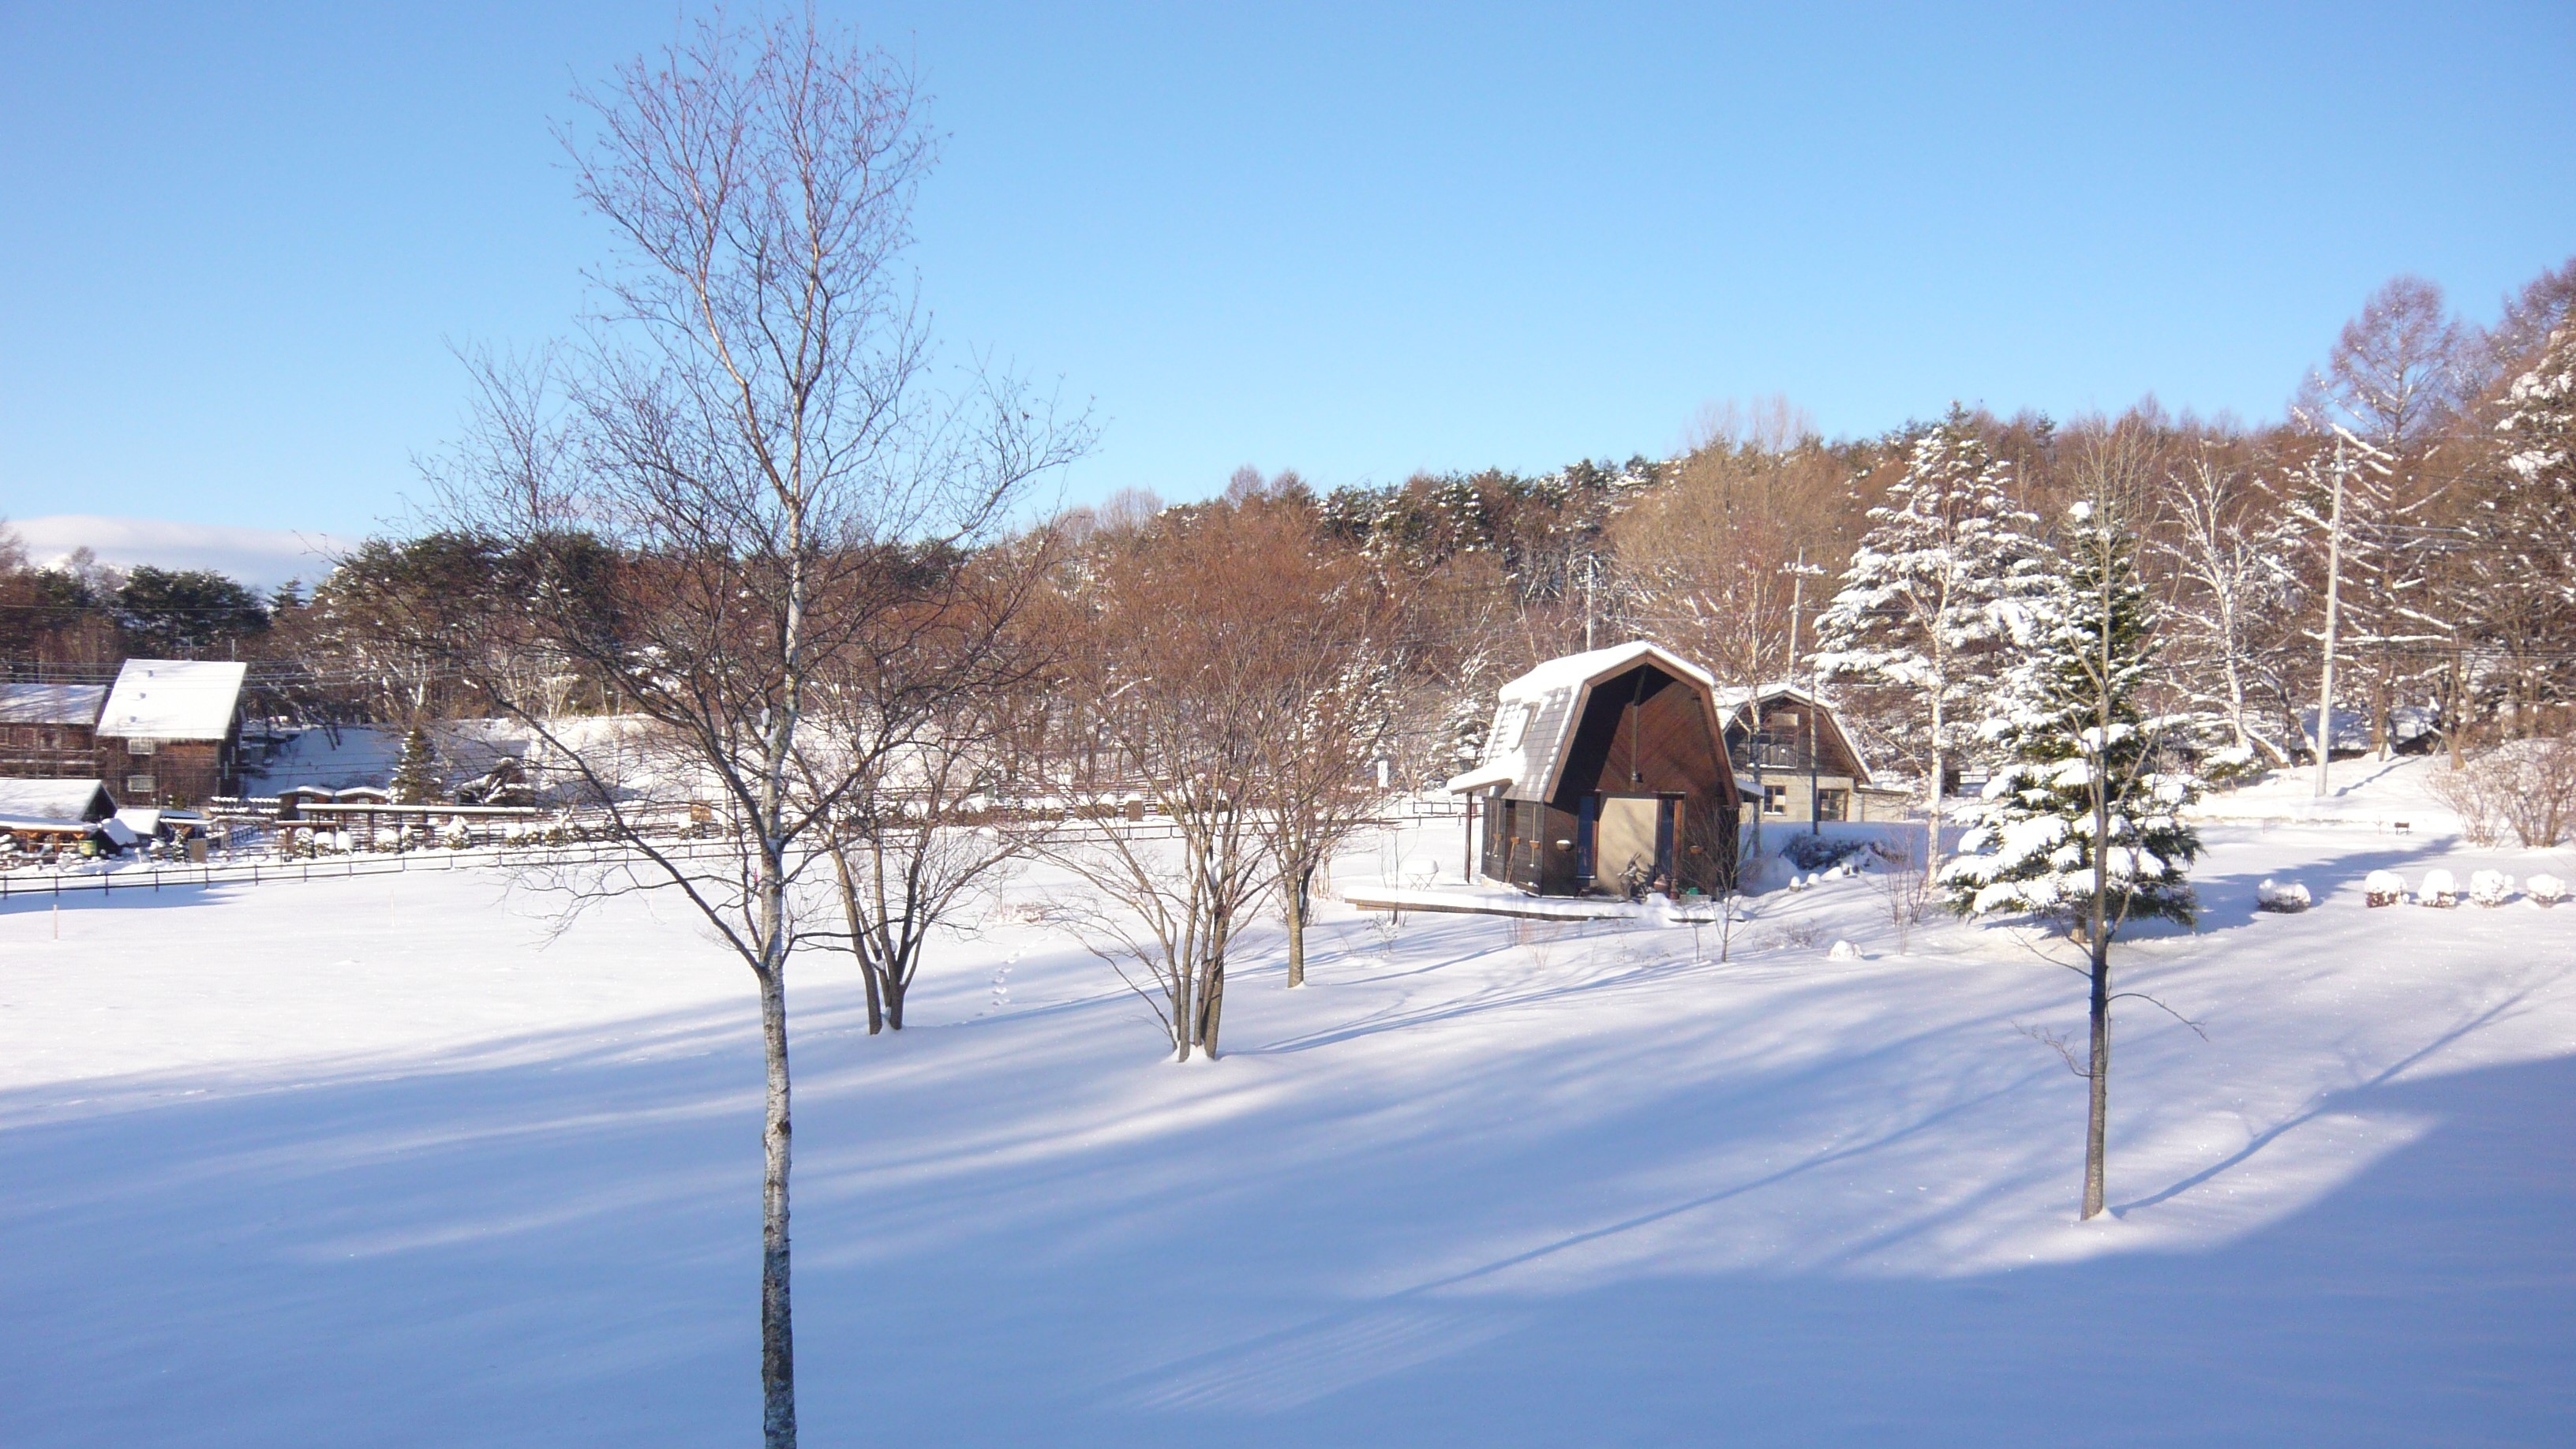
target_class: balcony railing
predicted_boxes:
[1729,738,1813,771]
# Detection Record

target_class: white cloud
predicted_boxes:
[4,515,357,592]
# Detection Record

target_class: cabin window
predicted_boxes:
[126,774,157,796]
[127,737,156,756]
[1818,788,1849,821]
[1762,784,1789,816]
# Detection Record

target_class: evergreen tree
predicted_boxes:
[115,566,270,657]
[1941,502,2203,1219]
[389,727,444,805]
[1944,506,2201,931]
[1814,408,2046,875]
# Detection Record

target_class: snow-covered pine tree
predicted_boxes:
[2469,321,2576,731]
[389,726,443,805]
[1813,408,2046,876]
[1941,500,2202,1219]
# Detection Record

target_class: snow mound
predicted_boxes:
[1825,938,1863,960]
[2526,872,2567,907]
[2418,869,2458,908]
[2468,871,2514,908]
[2256,879,2311,913]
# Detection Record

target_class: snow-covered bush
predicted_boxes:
[2364,870,2406,907]
[2528,873,2567,906]
[2469,871,2515,907]
[2194,739,2270,790]
[2256,879,2311,913]
[1780,833,1863,871]
[2419,868,2458,907]
[1825,939,1863,961]
[2426,737,2576,848]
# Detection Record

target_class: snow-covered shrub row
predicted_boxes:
[2256,879,2311,912]
[2364,870,2407,907]
[2469,871,2515,907]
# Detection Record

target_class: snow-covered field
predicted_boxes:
[4,758,2572,1445]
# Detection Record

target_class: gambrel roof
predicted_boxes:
[1714,681,1880,787]
[1445,641,1718,798]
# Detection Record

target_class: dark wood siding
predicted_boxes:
[100,736,234,807]
[1548,665,1738,893]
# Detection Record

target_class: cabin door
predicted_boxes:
[1594,796,1661,891]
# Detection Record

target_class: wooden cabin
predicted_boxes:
[1717,684,1914,826]
[0,683,109,778]
[0,777,118,853]
[94,660,249,807]
[1447,642,1741,897]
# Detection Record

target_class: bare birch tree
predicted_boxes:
[2150,447,2300,762]
[428,16,1080,1444]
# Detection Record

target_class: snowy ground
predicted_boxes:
[3,762,2572,1445]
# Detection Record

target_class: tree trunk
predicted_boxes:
[1285,865,1310,988]
[829,848,884,1035]
[1171,941,1195,1065]
[2083,936,2110,1221]
[883,968,908,1031]
[756,960,796,1448]
[1195,954,1226,1057]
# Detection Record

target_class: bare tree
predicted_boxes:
[1040,503,1310,1059]
[804,556,1059,1032]
[2150,447,2300,762]
[2297,275,2474,450]
[428,16,1080,1444]
[1246,527,1407,988]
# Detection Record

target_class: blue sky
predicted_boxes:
[2,1,2570,552]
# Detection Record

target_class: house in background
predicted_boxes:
[1717,683,1913,827]
[94,660,249,806]
[0,683,109,778]
[0,777,118,852]
[1446,640,1741,897]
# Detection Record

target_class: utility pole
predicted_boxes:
[2314,434,2346,801]
[1783,551,1827,833]
[1582,554,1597,652]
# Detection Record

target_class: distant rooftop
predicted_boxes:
[96,660,248,741]
[0,777,114,823]
[0,683,108,727]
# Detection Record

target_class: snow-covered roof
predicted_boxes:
[1712,681,1878,786]
[97,660,248,741]
[0,777,115,824]
[1443,640,1717,798]
[0,683,108,726]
